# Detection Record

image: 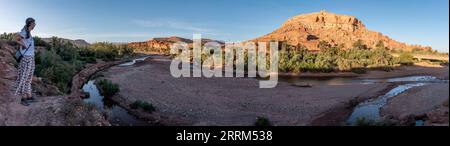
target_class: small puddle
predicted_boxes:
[82,81,150,126]
[415,120,425,126]
[118,57,149,67]
[345,76,448,125]
[82,57,152,126]
[346,83,427,125]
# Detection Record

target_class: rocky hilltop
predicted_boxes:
[252,10,432,51]
[129,36,224,54]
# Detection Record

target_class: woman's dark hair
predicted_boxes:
[22,17,35,39]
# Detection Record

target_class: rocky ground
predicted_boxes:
[101,56,393,126]
[2,39,448,126]
[381,83,449,126]
[0,40,119,126]
[100,55,449,126]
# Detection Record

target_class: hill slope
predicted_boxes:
[128,36,224,54]
[252,10,431,51]
[42,38,90,48]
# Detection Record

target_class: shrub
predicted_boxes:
[96,79,120,98]
[7,36,133,94]
[130,100,142,109]
[89,42,135,61]
[255,117,272,126]
[129,100,155,113]
[35,50,78,93]
[396,52,415,65]
[355,117,373,126]
[347,98,360,109]
[355,117,398,126]
[141,102,155,112]
[352,39,369,50]
[0,32,14,40]
[33,36,49,47]
[351,67,367,74]
[275,42,412,73]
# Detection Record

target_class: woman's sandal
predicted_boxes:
[24,96,37,103]
[20,95,37,106]
[20,99,30,106]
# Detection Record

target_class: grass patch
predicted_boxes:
[347,98,360,109]
[130,100,155,113]
[96,79,119,98]
[255,117,272,126]
[355,117,397,126]
[350,68,367,74]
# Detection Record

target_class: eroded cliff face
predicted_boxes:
[128,38,174,54]
[128,36,225,55]
[252,10,432,51]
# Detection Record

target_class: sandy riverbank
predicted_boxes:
[279,65,449,80]
[97,55,449,126]
[381,83,449,126]
[100,56,393,126]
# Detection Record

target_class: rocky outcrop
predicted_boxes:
[252,10,432,51]
[129,36,225,55]
[70,60,127,99]
[0,40,109,126]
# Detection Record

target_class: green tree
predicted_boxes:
[317,40,332,51]
[396,52,415,65]
[353,39,368,50]
[375,40,386,50]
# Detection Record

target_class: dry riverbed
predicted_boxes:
[96,55,448,126]
[381,83,449,126]
[100,56,391,126]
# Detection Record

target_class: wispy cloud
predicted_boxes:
[132,19,211,32]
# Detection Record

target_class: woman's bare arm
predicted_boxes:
[14,33,27,48]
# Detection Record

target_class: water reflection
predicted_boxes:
[82,81,150,126]
[346,83,426,125]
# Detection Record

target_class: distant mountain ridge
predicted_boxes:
[128,36,224,54]
[41,38,90,48]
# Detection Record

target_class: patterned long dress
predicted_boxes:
[14,56,35,96]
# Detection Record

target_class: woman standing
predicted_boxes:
[14,17,36,106]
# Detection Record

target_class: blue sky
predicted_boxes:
[0,0,448,52]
